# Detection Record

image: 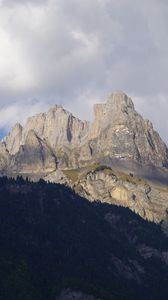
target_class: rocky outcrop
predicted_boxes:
[54,165,167,223]
[76,168,168,223]
[2,123,23,155]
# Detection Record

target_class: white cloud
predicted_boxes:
[0,100,50,132]
[0,0,167,143]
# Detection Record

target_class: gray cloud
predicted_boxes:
[2,0,48,6]
[0,0,168,143]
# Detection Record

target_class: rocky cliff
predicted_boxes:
[0,91,168,222]
[86,91,168,167]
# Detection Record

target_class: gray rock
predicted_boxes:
[9,130,57,176]
[86,91,168,167]
[74,167,168,223]
[2,123,23,155]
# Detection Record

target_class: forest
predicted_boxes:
[0,176,168,300]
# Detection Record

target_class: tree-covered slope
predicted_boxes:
[0,177,168,300]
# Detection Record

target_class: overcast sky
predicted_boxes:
[0,0,168,143]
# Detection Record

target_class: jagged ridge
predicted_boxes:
[1,91,168,173]
[0,91,168,223]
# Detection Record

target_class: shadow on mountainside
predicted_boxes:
[0,177,168,300]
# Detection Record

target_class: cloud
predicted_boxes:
[0,0,167,143]
[0,100,50,133]
[2,0,48,6]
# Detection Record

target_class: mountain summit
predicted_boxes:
[107,90,135,110]
[88,91,168,167]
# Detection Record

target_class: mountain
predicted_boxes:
[1,91,168,172]
[0,91,168,222]
[0,177,168,300]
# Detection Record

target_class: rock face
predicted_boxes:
[0,90,168,222]
[0,104,90,173]
[2,105,89,155]
[3,123,23,155]
[71,166,168,223]
[87,91,168,167]
[23,105,89,148]
[10,130,57,175]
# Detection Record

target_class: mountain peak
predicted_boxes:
[90,91,136,139]
[107,90,135,111]
[48,104,64,113]
[2,122,23,155]
[12,123,23,130]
